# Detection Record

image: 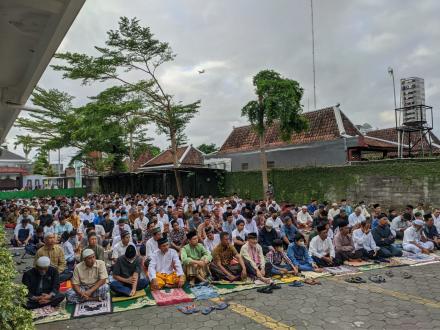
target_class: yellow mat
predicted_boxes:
[112,289,146,302]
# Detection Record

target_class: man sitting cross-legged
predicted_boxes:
[148,237,185,290]
[66,249,109,303]
[309,224,339,267]
[110,245,149,296]
[287,234,321,272]
[209,232,248,281]
[181,230,212,286]
[352,219,380,260]
[372,213,403,258]
[266,238,298,276]
[403,219,434,255]
[333,220,363,264]
[22,256,65,309]
[240,232,272,283]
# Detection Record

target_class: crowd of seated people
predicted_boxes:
[1,195,439,310]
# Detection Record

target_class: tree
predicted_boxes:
[197,143,218,154]
[51,16,201,196]
[16,86,133,174]
[13,135,38,160]
[33,149,52,176]
[133,143,161,160]
[241,70,308,197]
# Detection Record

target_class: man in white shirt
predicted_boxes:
[80,207,94,223]
[403,220,434,255]
[12,218,34,246]
[134,211,149,232]
[112,231,135,263]
[145,227,161,259]
[348,207,365,228]
[390,213,412,240]
[148,237,185,290]
[352,220,379,259]
[296,206,313,229]
[328,203,340,220]
[269,212,283,231]
[203,228,220,253]
[112,219,132,239]
[309,224,338,267]
[244,214,259,235]
[232,219,248,252]
[432,208,440,233]
[157,208,169,225]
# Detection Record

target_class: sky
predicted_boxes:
[6,0,440,164]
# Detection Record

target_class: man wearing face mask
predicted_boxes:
[111,245,149,296]
[22,256,65,309]
[403,219,434,255]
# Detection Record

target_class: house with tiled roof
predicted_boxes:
[138,145,204,171]
[207,105,440,171]
[207,105,363,171]
[0,147,31,190]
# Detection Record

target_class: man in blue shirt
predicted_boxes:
[280,216,298,246]
[307,199,318,215]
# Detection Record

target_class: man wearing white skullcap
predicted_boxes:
[66,248,109,303]
[403,219,434,255]
[22,256,65,309]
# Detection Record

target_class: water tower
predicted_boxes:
[395,77,434,157]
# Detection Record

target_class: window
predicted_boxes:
[267,161,275,169]
[241,163,249,170]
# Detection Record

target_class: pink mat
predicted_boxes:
[151,288,193,306]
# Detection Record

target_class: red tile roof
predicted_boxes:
[217,107,361,154]
[141,146,203,168]
[0,167,29,175]
[366,128,440,152]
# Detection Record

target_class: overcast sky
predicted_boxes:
[6,0,440,163]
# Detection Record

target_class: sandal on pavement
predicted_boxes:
[257,286,273,294]
[201,306,215,315]
[214,302,229,310]
[289,281,304,287]
[269,283,282,290]
[385,270,394,277]
[369,275,386,283]
[177,304,200,315]
[402,272,412,279]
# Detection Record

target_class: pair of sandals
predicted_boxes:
[177,302,229,315]
[345,277,366,284]
[257,282,282,294]
[385,270,412,279]
[369,275,386,283]
[289,280,304,287]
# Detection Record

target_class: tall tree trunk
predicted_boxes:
[129,131,134,172]
[259,132,268,199]
[170,131,183,197]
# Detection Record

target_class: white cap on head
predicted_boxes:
[265,219,274,227]
[36,256,50,268]
[413,219,424,226]
[82,249,95,258]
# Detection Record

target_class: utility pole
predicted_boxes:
[388,67,401,157]
[310,0,317,110]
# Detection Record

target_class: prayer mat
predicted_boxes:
[112,289,146,302]
[33,305,71,325]
[211,279,254,285]
[113,296,156,313]
[32,305,71,323]
[60,280,72,293]
[300,271,331,279]
[72,294,112,318]
[344,260,373,267]
[357,263,387,271]
[323,265,359,276]
[214,283,258,295]
[190,285,219,300]
[151,288,193,306]
[276,275,303,284]
[411,260,440,267]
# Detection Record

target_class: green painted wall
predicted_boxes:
[0,188,86,200]
[223,159,440,207]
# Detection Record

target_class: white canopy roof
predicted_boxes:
[0,0,85,143]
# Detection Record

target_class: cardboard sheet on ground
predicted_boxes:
[344,260,373,267]
[112,289,146,302]
[152,288,193,306]
[323,265,360,276]
[357,263,387,271]
[300,271,331,279]
[72,294,112,318]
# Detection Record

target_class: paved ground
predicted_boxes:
[29,263,440,330]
